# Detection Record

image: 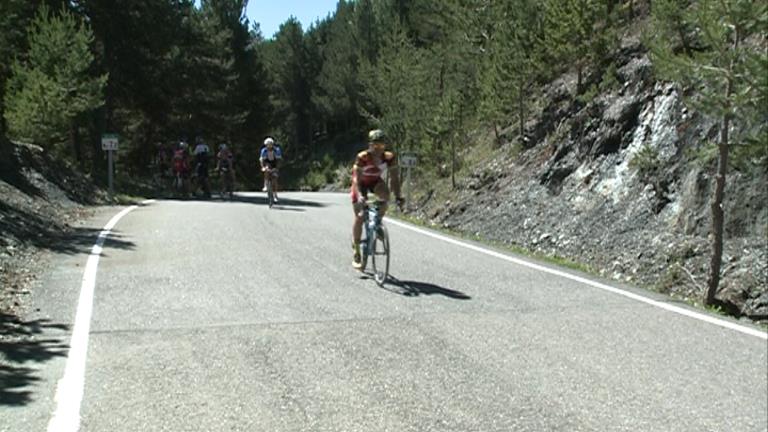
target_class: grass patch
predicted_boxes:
[111,193,147,205]
[390,210,594,275]
[392,210,768,330]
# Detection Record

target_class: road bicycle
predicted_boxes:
[264,168,278,208]
[360,200,390,286]
[172,172,188,198]
[218,167,234,200]
[194,163,211,199]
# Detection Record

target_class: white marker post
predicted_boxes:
[101,134,118,196]
[400,152,417,209]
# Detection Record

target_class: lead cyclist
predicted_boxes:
[260,137,282,202]
[350,129,404,269]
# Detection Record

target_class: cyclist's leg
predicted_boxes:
[352,185,367,242]
[274,173,279,194]
[351,185,366,267]
[272,169,279,199]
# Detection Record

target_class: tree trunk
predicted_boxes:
[451,136,456,190]
[518,80,525,140]
[438,62,445,99]
[90,109,106,182]
[0,114,11,170]
[675,17,693,57]
[705,80,734,305]
[71,121,83,170]
[577,65,583,94]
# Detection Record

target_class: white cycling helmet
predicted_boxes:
[264,137,275,147]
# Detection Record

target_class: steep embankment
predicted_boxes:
[0,142,105,313]
[410,36,767,321]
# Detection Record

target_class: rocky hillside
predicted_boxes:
[0,142,106,313]
[409,36,767,321]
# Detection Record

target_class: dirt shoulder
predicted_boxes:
[0,142,106,316]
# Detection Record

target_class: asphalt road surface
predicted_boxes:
[2,192,766,432]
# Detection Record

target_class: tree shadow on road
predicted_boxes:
[230,193,327,208]
[373,275,472,300]
[0,202,136,256]
[154,193,326,209]
[55,229,136,256]
[0,312,69,406]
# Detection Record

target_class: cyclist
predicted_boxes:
[216,143,235,196]
[260,137,282,202]
[171,141,190,196]
[193,137,211,198]
[350,129,404,269]
[156,141,172,180]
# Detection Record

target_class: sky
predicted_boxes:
[245,0,339,39]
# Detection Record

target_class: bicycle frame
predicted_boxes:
[265,169,278,207]
[361,200,390,285]
[362,203,381,252]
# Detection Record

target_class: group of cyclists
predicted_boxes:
[158,136,282,200]
[156,128,405,270]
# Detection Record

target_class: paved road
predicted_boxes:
[2,192,767,431]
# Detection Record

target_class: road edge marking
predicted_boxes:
[47,204,142,432]
[386,218,768,341]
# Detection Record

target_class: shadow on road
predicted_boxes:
[0,201,136,256]
[375,276,472,300]
[156,193,326,209]
[57,229,135,256]
[231,194,327,208]
[0,312,69,406]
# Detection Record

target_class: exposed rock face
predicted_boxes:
[415,48,767,321]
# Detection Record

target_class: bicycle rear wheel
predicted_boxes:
[371,224,390,286]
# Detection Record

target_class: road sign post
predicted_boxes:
[400,153,418,209]
[101,134,119,196]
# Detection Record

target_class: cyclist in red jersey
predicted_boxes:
[350,129,404,269]
[171,141,190,195]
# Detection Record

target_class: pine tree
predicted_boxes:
[4,5,106,156]
[264,18,314,157]
[650,0,768,305]
[360,18,437,155]
[544,0,606,94]
[313,1,362,136]
[354,0,379,65]
[0,0,61,162]
[478,0,544,146]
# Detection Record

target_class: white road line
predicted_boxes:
[386,218,768,341]
[47,204,142,432]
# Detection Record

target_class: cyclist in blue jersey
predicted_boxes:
[260,137,282,201]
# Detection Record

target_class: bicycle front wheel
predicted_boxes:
[267,178,274,208]
[371,224,390,286]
